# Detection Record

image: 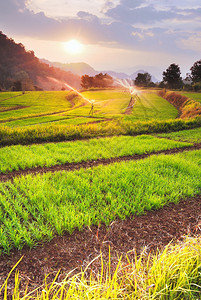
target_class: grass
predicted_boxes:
[81,89,130,115]
[0,91,72,122]
[125,92,178,121]
[1,236,201,299]
[181,92,201,104]
[0,89,179,128]
[159,90,201,119]
[0,149,200,254]
[157,126,201,143]
[3,115,102,128]
[0,92,21,102]
[0,117,201,146]
[0,89,201,299]
[75,90,178,121]
[0,135,192,173]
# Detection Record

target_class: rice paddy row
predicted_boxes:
[157,126,201,143]
[0,135,192,174]
[0,149,200,254]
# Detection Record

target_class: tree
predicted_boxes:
[12,80,22,91]
[190,60,201,83]
[81,73,113,89]
[135,72,152,87]
[93,73,113,88]
[162,63,182,89]
[81,75,94,89]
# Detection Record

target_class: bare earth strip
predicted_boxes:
[124,97,136,114]
[0,143,201,182]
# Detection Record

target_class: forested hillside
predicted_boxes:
[0,32,81,91]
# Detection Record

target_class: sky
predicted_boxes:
[0,0,201,79]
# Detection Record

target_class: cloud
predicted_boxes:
[0,0,59,37]
[120,0,144,9]
[106,2,177,24]
[77,11,100,23]
[0,0,200,57]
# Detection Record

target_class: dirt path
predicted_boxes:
[1,143,201,182]
[124,97,136,114]
[0,195,200,294]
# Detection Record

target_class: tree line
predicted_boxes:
[81,60,201,91]
[160,61,201,91]
[134,61,201,91]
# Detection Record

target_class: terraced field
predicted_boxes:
[0,135,192,174]
[0,90,201,299]
[0,89,178,128]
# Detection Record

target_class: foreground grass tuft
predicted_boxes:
[1,236,201,299]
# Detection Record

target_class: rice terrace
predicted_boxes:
[0,6,201,298]
[0,82,201,298]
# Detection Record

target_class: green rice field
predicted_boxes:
[181,92,201,103]
[0,149,200,253]
[125,92,178,121]
[0,89,179,128]
[0,91,72,120]
[157,127,201,143]
[0,89,201,298]
[0,135,192,173]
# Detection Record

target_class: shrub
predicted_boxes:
[192,82,201,92]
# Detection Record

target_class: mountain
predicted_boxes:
[41,59,159,82]
[41,60,97,77]
[0,32,81,91]
[101,70,128,79]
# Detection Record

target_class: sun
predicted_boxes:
[64,40,84,55]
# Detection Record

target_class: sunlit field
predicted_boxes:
[158,126,201,143]
[0,89,179,128]
[0,91,72,119]
[0,135,191,173]
[0,149,200,254]
[125,92,178,120]
[0,89,201,299]
[81,89,178,120]
[181,92,201,103]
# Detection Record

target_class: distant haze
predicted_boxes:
[41,60,160,82]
